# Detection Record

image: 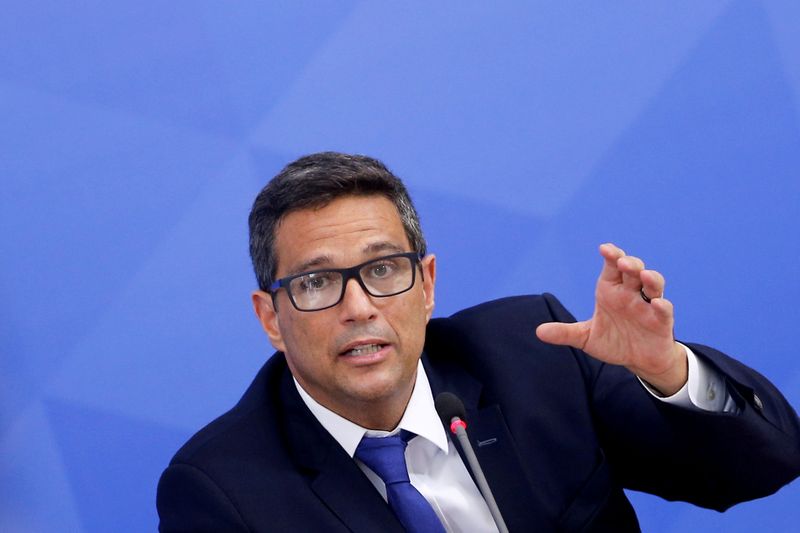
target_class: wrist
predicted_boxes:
[634,343,689,396]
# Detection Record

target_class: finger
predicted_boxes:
[650,297,675,325]
[536,321,590,350]
[618,256,645,290]
[598,243,626,282]
[640,269,665,300]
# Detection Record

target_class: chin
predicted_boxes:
[345,373,410,403]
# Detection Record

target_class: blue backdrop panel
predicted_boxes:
[2,1,799,531]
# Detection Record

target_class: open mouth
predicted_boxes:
[341,343,387,357]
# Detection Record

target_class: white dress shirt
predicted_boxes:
[294,346,733,532]
[295,361,497,532]
[640,343,738,413]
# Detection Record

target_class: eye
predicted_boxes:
[297,273,335,292]
[367,260,398,279]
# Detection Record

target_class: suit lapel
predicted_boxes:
[423,353,556,531]
[310,448,405,533]
[279,367,405,533]
[276,350,556,531]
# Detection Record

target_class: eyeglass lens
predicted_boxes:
[288,255,415,311]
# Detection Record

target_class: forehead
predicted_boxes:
[273,195,411,275]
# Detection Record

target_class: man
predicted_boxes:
[157,152,800,532]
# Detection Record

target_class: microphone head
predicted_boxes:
[435,392,467,426]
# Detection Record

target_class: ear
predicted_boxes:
[252,290,287,352]
[420,254,436,322]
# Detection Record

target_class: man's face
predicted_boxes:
[252,195,436,426]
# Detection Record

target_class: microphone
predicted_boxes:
[435,392,509,533]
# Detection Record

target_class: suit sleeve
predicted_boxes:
[157,463,250,533]
[541,292,800,511]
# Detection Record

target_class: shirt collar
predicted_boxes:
[294,359,449,457]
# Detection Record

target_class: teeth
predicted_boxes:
[345,344,382,356]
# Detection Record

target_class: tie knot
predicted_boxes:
[355,434,410,485]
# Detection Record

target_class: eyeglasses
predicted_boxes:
[269,252,422,312]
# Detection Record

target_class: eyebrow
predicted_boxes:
[287,255,335,277]
[364,241,406,256]
[286,241,409,277]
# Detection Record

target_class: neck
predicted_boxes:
[349,392,413,431]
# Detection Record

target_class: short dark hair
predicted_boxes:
[248,152,427,291]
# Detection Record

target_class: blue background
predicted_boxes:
[2,1,799,531]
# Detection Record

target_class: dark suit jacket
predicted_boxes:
[157,294,800,532]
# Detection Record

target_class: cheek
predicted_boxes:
[280,313,336,364]
[276,314,306,354]
[394,295,429,352]
[279,319,330,379]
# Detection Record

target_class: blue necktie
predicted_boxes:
[355,431,446,533]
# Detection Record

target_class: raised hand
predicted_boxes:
[536,243,687,395]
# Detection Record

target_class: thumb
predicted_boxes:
[536,321,590,350]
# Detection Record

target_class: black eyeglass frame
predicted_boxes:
[268,252,423,312]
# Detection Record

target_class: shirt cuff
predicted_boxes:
[638,343,736,413]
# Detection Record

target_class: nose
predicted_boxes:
[338,277,378,323]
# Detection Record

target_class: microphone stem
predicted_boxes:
[453,422,509,533]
